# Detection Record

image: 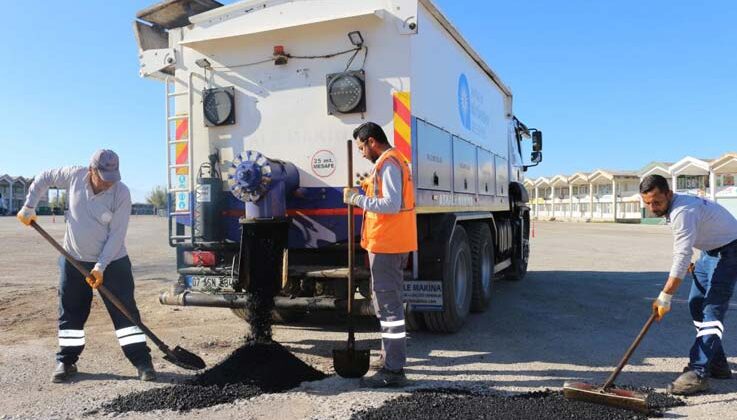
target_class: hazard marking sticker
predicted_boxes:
[311,150,336,178]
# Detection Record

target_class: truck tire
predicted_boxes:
[469,223,494,312]
[505,211,530,281]
[230,307,306,324]
[405,305,426,331]
[423,225,473,333]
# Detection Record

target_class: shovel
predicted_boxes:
[31,220,206,371]
[333,139,370,378]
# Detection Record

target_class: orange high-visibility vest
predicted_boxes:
[360,148,418,253]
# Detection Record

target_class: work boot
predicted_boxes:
[709,361,733,380]
[52,362,78,383]
[136,362,157,382]
[682,363,733,380]
[668,370,709,395]
[360,368,408,388]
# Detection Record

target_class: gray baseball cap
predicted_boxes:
[90,149,121,182]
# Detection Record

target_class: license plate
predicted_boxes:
[186,275,236,291]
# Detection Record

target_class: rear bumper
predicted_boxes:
[158,290,375,316]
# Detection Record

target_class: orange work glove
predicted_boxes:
[86,267,104,289]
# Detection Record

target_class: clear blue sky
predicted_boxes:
[1,1,735,201]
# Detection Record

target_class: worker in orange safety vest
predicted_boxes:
[343,121,417,388]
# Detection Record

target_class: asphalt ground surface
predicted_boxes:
[1,216,736,419]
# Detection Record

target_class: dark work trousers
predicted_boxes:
[688,240,737,377]
[57,255,152,367]
[369,252,408,372]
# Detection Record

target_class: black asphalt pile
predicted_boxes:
[102,341,326,413]
[351,388,685,420]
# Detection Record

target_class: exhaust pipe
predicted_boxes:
[159,290,375,316]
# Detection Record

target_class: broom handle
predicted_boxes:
[602,312,657,389]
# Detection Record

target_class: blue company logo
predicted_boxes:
[457,73,471,130]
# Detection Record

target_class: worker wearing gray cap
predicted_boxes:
[641,174,737,395]
[17,149,156,383]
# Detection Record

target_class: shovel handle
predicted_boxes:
[346,140,355,315]
[602,312,657,389]
[30,220,170,352]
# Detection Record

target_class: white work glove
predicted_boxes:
[343,187,360,206]
[652,291,672,321]
[16,206,37,226]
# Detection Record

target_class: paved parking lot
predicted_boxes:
[0,216,735,419]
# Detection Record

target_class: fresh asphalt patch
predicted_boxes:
[350,387,685,419]
[100,340,327,413]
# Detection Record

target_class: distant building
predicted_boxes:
[0,175,48,215]
[132,203,155,215]
[527,152,737,222]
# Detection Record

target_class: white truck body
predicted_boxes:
[136,0,541,331]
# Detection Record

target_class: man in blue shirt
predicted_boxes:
[641,174,737,395]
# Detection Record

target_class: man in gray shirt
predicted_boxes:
[17,150,155,383]
[344,122,417,388]
[641,174,737,395]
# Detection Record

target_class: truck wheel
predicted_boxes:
[423,225,473,333]
[469,223,494,312]
[505,211,530,281]
[405,305,426,331]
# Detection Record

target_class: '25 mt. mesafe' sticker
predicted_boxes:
[311,150,336,178]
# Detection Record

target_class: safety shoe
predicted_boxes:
[668,370,709,395]
[682,363,732,380]
[360,368,408,388]
[136,363,157,382]
[710,361,733,380]
[52,362,78,383]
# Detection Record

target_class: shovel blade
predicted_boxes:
[333,348,370,378]
[163,345,207,371]
[563,381,649,413]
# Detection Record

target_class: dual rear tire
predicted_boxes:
[424,225,476,333]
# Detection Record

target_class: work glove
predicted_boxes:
[86,267,104,289]
[343,187,360,206]
[652,291,672,321]
[355,172,369,187]
[16,206,37,226]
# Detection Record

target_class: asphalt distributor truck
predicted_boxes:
[134,0,543,333]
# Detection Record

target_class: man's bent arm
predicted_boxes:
[354,162,402,214]
[23,167,81,208]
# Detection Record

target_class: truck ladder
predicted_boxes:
[165,74,195,247]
